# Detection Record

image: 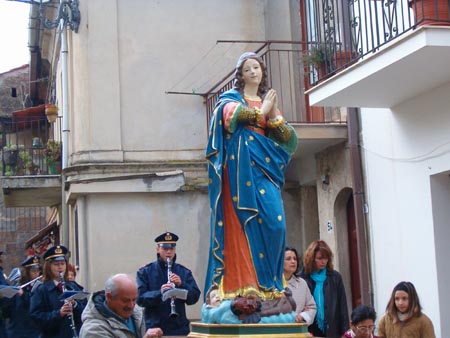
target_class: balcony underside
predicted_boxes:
[307,26,450,108]
[292,123,348,159]
[2,176,61,207]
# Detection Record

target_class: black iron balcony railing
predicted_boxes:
[303,0,450,84]
[1,117,62,176]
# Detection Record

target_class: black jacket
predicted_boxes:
[300,269,349,338]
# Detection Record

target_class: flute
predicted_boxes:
[19,275,42,289]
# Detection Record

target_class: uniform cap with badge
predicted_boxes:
[21,255,41,269]
[155,232,179,248]
[43,245,69,261]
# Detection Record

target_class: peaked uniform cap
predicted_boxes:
[43,245,68,261]
[154,232,179,248]
[21,255,41,268]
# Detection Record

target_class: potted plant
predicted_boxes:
[3,144,18,166]
[44,140,62,174]
[17,147,33,175]
[303,45,331,79]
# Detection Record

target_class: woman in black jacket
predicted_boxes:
[300,240,349,338]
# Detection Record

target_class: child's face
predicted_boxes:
[394,290,409,313]
[67,271,75,281]
[209,289,221,307]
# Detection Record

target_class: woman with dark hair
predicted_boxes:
[3,255,41,338]
[284,247,316,325]
[30,245,86,338]
[378,281,435,338]
[300,240,349,337]
[342,304,378,338]
[205,52,298,302]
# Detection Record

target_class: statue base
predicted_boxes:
[188,322,312,338]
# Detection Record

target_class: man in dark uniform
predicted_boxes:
[136,232,201,336]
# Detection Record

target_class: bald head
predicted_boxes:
[105,274,137,319]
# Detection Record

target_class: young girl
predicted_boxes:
[378,281,436,338]
[30,245,86,338]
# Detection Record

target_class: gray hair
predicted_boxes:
[105,273,135,297]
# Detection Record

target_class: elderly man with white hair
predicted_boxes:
[80,274,163,338]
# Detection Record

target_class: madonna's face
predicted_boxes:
[241,59,262,87]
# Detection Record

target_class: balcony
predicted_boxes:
[303,0,450,108]
[1,111,62,208]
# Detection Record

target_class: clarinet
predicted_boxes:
[59,272,79,338]
[166,258,179,319]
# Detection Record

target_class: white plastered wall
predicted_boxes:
[360,81,450,338]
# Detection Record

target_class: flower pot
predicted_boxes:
[409,0,450,26]
[48,161,62,174]
[332,51,359,69]
[45,104,59,123]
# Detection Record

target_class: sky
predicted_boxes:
[0,0,30,73]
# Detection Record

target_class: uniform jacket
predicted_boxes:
[30,280,86,338]
[80,290,146,338]
[3,285,40,338]
[300,269,349,338]
[136,256,201,336]
[377,312,436,338]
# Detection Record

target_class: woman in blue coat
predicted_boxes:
[30,245,86,338]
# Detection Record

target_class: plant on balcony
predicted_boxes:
[17,147,33,175]
[303,44,332,79]
[304,44,359,81]
[3,144,18,166]
[44,140,62,174]
[304,45,329,67]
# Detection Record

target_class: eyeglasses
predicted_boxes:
[356,325,376,332]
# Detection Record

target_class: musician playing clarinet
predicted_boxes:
[136,232,200,336]
[30,245,86,338]
[1,255,41,338]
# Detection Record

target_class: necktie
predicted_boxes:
[57,282,63,292]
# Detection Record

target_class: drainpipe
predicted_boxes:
[347,107,372,306]
[60,5,70,248]
[28,4,40,104]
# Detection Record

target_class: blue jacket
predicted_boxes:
[3,284,40,338]
[136,256,200,336]
[30,280,86,338]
